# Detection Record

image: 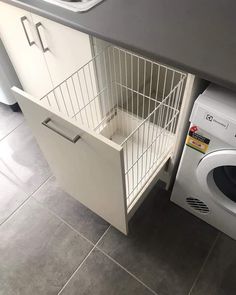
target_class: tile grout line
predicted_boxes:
[57,225,111,295]
[32,195,95,247]
[31,175,97,247]
[0,119,25,143]
[188,232,220,295]
[33,183,158,295]
[96,246,159,295]
[0,174,52,227]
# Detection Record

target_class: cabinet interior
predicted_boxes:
[40,39,187,209]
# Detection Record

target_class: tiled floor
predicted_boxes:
[0,102,235,295]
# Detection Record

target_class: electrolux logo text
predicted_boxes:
[205,113,228,129]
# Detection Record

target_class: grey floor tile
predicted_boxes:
[61,248,154,295]
[0,122,51,195]
[98,184,218,295]
[0,103,24,140]
[0,198,93,295]
[0,171,28,224]
[190,234,236,295]
[34,176,109,243]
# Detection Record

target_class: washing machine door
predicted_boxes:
[196,149,236,215]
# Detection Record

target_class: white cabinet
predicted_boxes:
[0,2,94,99]
[0,2,52,98]
[1,2,197,234]
[13,44,195,234]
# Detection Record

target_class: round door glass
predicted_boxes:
[213,166,236,202]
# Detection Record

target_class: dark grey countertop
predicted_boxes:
[3,0,236,91]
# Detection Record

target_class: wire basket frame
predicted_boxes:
[40,45,186,208]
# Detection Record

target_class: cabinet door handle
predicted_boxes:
[35,22,49,53]
[42,118,81,143]
[20,16,35,46]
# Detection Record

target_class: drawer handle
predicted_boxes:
[35,22,49,53]
[20,16,35,47]
[42,118,80,143]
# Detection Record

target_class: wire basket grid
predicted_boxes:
[40,45,186,206]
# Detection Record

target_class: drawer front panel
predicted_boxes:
[13,87,128,234]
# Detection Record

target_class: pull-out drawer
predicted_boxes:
[13,45,187,234]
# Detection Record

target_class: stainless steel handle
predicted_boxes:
[42,118,80,143]
[35,22,49,53]
[20,16,35,46]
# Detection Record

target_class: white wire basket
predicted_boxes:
[41,46,186,209]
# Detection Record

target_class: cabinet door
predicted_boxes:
[30,14,104,128]
[31,13,94,86]
[0,2,52,98]
[13,87,128,234]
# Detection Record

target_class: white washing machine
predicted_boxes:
[171,84,236,240]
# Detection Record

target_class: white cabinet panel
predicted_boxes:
[0,2,52,98]
[30,14,101,124]
[31,13,94,86]
[13,87,128,234]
